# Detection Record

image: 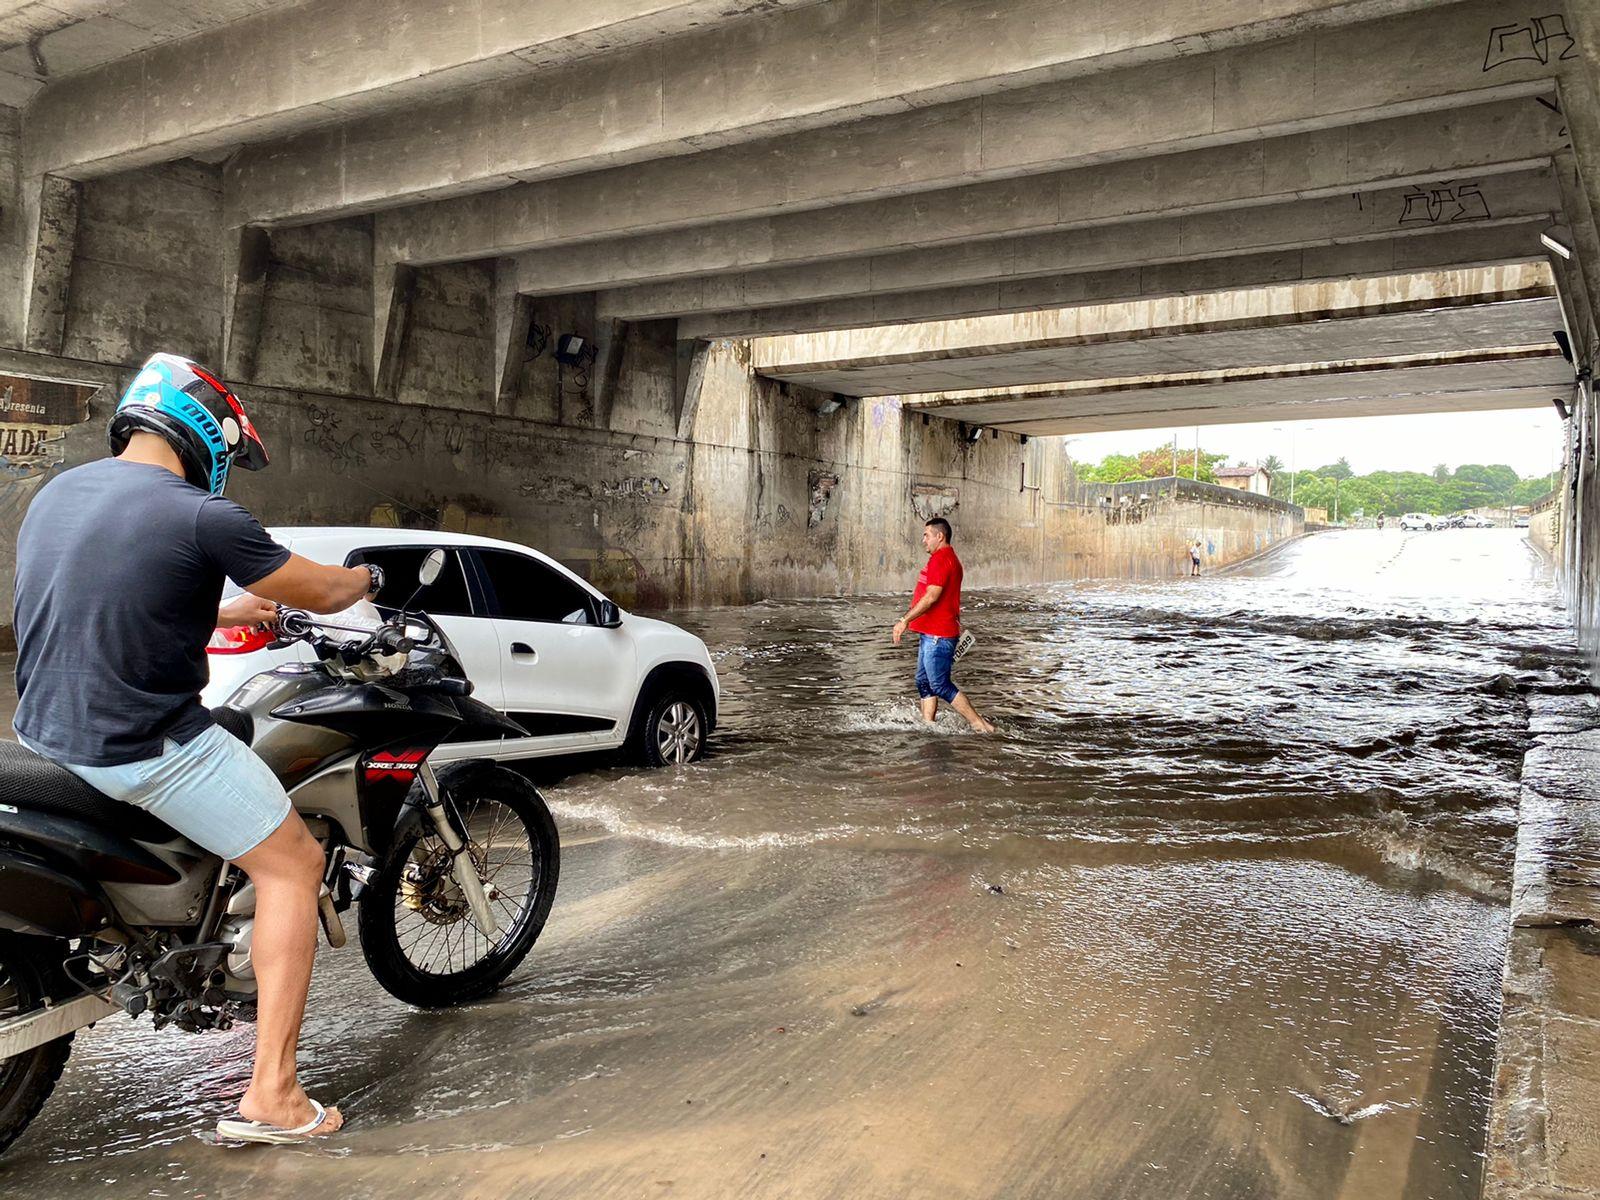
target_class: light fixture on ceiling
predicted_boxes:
[963,424,984,444]
[1541,225,1574,260]
[1553,397,1571,420]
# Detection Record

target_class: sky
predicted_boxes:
[1059,407,1567,480]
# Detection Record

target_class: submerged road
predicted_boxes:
[0,529,1584,1199]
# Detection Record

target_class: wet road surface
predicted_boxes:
[0,529,1582,1199]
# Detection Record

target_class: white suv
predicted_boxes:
[1399,512,1435,531]
[203,528,719,767]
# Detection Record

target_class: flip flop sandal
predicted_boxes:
[216,1099,334,1145]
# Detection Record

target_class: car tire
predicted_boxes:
[632,689,708,767]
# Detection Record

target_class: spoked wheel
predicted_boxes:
[0,939,74,1157]
[359,763,559,1008]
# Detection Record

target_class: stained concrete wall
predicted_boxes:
[1058,477,1303,580]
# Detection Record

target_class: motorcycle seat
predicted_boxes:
[0,740,179,844]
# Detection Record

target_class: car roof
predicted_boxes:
[269,526,603,598]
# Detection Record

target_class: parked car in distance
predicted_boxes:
[1463,515,1496,529]
[1514,516,1531,528]
[1399,512,1435,531]
[205,528,720,767]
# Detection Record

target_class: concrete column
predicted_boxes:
[373,260,417,400]
[492,259,535,416]
[22,173,81,355]
[222,226,272,382]
[592,317,629,431]
[676,339,710,442]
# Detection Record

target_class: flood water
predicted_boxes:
[2,529,1581,1199]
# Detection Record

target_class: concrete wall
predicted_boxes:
[1528,490,1560,562]
[1060,477,1303,580]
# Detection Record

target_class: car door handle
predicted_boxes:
[510,642,536,660]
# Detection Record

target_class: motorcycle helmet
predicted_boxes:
[108,353,267,494]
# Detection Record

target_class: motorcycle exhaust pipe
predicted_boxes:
[318,885,347,949]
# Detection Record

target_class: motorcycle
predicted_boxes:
[0,549,560,1154]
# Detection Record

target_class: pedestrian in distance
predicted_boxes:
[1189,539,1203,577]
[891,517,994,733]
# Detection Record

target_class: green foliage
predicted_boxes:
[1078,446,1563,518]
[1077,444,1228,485]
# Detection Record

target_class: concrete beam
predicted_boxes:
[588,168,1555,326]
[753,271,1560,394]
[392,94,1560,284]
[676,222,1552,339]
[22,173,80,355]
[22,0,829,179]
[240,0,1561,231]
[908,350,1569,434]
[222,226,272,382]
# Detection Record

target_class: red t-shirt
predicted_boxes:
[909,545,962,637]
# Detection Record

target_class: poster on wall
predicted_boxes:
[0,375,95,468]
[0,375,99,589]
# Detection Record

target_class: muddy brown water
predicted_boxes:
[0,529,1581,1199]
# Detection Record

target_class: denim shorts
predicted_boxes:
[22,723,292,861]
[915,633,960,703]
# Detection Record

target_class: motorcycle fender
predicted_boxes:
[0,848,110,938]
[391,759,517,844]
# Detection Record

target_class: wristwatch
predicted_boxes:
[361,563,385,596]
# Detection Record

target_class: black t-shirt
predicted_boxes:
[13,458,290,766]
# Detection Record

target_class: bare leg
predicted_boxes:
[920,696,939,723]
[949,692,994,733]
[233,813,344,1135]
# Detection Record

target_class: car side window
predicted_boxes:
[475,549,595,625]
[345,547,474,617]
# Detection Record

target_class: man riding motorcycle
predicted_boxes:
[12,353,376,1143]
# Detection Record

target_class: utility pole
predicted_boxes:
[1171,432,1178,478]
[1334,475,1340,523]
[1193,426,1200,480]
[1289,430,1298,505]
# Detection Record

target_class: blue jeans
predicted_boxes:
[21,723,292,860]
[915,634,960,703]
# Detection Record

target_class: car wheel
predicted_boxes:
[635,691,708,767]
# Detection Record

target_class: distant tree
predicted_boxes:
[1433,463,1450,483]
[1321,457,1354,482]
[1261,454,1285,474]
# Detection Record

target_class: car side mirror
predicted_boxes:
[419,548,446,586]
[597,599,623,628]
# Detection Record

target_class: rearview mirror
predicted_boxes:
[597,599,623,628]
[419,548,446,587]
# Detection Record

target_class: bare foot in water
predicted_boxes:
[239,1084,344,1137]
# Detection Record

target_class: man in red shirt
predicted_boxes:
[892,517,994,732]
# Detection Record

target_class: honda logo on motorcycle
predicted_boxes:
[363,748,428,783]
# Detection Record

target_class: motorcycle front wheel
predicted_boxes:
[359,763,560,1008]
[0,938,74,1157]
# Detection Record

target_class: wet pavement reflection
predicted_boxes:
[1,529,1581,1199]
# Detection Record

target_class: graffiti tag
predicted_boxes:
[1483,15,1576,70]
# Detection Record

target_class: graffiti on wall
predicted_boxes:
[1482,14,1576,71]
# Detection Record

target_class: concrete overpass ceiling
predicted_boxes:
[21,0,1493,211]
[906,350,1571,430]
[0,0,304,106]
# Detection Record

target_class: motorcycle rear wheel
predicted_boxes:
[0,938,74,1158]
[359,763,559,1008]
